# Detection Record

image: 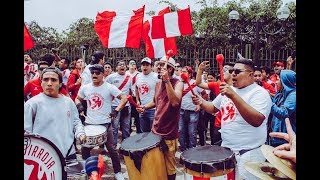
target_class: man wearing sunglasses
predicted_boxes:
[192,59,272,179]
[75,64,127,180]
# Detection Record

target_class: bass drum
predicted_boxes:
[24,133,67,180]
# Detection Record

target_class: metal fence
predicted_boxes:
[26,46,295,74]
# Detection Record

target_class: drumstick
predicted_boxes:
[180,73,196,95]
[127,95,140,108]
[216,54,224,82]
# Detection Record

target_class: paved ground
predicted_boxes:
[73,125,212,180]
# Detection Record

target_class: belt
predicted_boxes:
[238,145,262,156]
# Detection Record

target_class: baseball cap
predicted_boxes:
[273,61,284,67]
[160,56,176,69]
[89,64,104,73]
[129,60,136,65]
[141,57,152,64]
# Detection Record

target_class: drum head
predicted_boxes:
[84,125,106,136]
[120,132,161,151]
[24,134,66,180]
[180,145,236,173]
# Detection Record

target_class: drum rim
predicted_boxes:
[24,133,67,179]
[179,145,236,173]
[119,132,161,152]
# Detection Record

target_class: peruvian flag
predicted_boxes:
[94,5,145,48]
[151,6,193,39]
[24,23,35,51]
[142,7,177,59]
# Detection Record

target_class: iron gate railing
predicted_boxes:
[26,46,295,74]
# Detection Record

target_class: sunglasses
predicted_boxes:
[228,69,251,75]
[90,70,102,75]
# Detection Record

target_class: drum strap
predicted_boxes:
[66,143,74,158]
[238,145,262,156]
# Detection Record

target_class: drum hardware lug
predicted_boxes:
[200,162,204,177]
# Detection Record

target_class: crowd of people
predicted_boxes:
[24,49,296,180]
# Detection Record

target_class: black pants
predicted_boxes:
[81,123,121,173]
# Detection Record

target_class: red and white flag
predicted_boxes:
[142,7,177,59]
[151,7,193,39]
[24,23,35,51]
[94,5,145,48]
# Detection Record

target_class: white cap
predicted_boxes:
[141,57,152,64]
[160,56,176,69]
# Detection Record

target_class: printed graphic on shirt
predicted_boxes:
[24,136,63,180]
[221,99,236,125]
[88,93,103,110]
[138,82,149,95]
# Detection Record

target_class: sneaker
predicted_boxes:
[114,172,125,180]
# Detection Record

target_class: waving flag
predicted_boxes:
[151,7,193,39]
[94,5,145,48]
[24,23,35,51]
[142,7,177,59]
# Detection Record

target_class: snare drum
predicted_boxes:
[119,132,167,180]
[82,124,108,148]
[24,133,67,180]
[180,145,236,180]
[66,159,87,180]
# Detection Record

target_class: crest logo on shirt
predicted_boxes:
[88,94,103,110]
[221,100,236,125]
[139,83,149,95]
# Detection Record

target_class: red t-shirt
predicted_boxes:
[262,81,276,95]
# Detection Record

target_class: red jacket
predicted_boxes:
[67,69,81,101]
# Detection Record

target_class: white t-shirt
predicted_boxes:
[105,73,131,106]
[136,72,158,107]
[212,83,272,151]
[126,70,139,97]
[78,82,122,124]
[181,79,203,111]
[62,69,71,85]
[81,64,93,86]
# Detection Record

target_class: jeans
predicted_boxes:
[81,123,121,173]
[139,108,155,133]
[197,109,215,146]
[178,109,199,151]
[111,106,131,148]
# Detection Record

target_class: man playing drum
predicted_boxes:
[75,64,127,180]
[137,56,183,180]
[24,67,86,161]
[192,59,272,179]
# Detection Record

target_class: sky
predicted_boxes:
[24,0,295,33]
